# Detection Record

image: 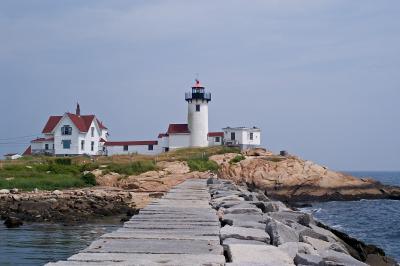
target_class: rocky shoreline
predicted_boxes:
[208,177,398,266]
[0,188,144,224]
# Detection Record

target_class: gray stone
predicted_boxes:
[222,238,266,246]
[223,205,262,215]
[278,242,318,259]
[320,250,368,266]
[222,213,264,225]
[220,225,270,243]
[0,189,10,194]
[226,244,295,265]
[270,211,314,226]
[264,217,299,246]
[264,201,289,212]
[301,236,349,255]
[299,228,332,242]
[294,253,323,266]
[232,220,266,230]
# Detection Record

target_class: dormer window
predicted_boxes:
[61,125,72,135]
[91,127,95,137]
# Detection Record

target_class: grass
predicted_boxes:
[0,146,239,190]
[229,154,246,164]
[187,157,219,173]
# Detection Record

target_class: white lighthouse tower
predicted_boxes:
[185,79,211,147]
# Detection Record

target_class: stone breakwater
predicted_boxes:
[47,179,226,265]
[209,178,398,266]
[0,188,140,224]
[45,178,397,266]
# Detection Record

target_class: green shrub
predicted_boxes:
[229,154,246,164]
[187,158,219,173]
[81,173,97,186]
[55,158,72,165]
[106,161,157,175]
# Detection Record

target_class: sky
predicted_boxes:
[0,0,399,171]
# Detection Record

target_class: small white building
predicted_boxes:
[208,132,224,147]
[4,153,22,160]
[222,127,261,150]
[105,141,159,156]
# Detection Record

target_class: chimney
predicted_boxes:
[76,103,81,116]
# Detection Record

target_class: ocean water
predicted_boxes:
[0,219,121,265]
[303,171,400,262]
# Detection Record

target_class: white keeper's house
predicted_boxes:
[24,80,261,156]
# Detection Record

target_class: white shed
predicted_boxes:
[222,127,261,150]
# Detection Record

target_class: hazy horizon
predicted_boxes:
[1,1,399,171]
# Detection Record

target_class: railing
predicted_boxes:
[185,92,211,101]
[32,149,55,155]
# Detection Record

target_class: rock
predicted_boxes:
[223,205,262,215]
[226,243,295,265]
[270,211,314,226]
[4,217,23,228]
[231,220,266,230]
[301,236,349,255]
[222,213,264,225]
[10,188,19,194]
[299,228,333,242]
[278,242,318,259]
[220,225,270,243]
[222,238,266,246]
[264,216,299,246]
[320,250,368,266]
[264,201,289,212]
[294,253,323,266]
[0,189,10,194]
[12,195,21,201]
[52,190,62,195]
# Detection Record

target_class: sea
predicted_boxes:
[0,172,399,265]
[302,171,400,262]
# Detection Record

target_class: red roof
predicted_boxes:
[167,124,190,134]
[42,116,62,133]
[42,113,107,133]
[192,79,204,88]
[105,141,158,146]
[22,146,32,156]
[31,137,54,143]
[158,133,168,138]
[208,132,224,137]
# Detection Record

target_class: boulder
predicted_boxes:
[222,238,266,246]
[294,253,323,266]
[264,217,299,246]
[264,201,289,212]
[270,211,314,226]
[52,190,63,195]
[226,243,295,265]
[301,236,349,255]
[4,217,23,228]
[222,213,264,225]
[0,189,10,194]
[223,205,262,215]
[320,250,368,266]
[10,188,19,194]
[278,242,318,259]
[220,225,270,243]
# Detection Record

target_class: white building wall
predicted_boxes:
[188,100,209,147]
[168,134,190,150]
[223,128,261,147]
[106,145,160,156]
[31,141,54,154]
[208,136,223,147]
[53,116,81,155]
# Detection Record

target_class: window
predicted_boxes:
[215,137,220,142]
[61,125,72,135]
[123,145,128,151]
[196,105,200,112]
[45,144,49,150]
[91,127,95,137]
[81,140,85,150]
[62,140,71,149]
[52,144,55,149]
[250,132,254,140]
[231,132,235,140]
[91,141,94,151]
[148,145,154,151]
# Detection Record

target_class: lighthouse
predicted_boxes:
[185,79,211,147]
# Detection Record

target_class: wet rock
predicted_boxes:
[264,216,299,246]
[220,225,270,243]
[4,216,23,228]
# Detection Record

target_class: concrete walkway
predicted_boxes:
[47,179,225,266]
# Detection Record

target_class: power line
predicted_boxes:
[0,134,40,141]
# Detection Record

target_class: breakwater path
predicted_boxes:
[47,179,226,265]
